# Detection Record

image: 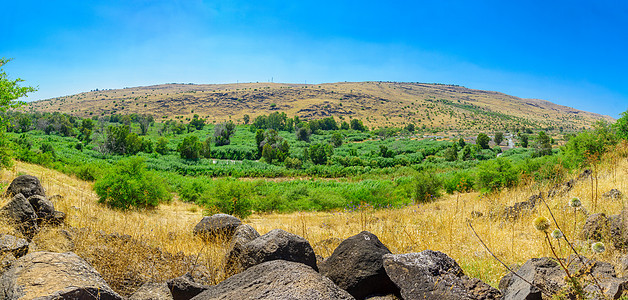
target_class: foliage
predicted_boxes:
[476,157,519,192]
[156,137,169,155]
[330,131,343,147]
[295,122,312,142]
[306,143,334,165]
[259,129,290,163]
[93,157,171,210]
[189,114,205,130]
[214,120,236,146]
[178,135,203,160]
[533,131,552,157]
[494,132,504,145]
[409,171,443,203]
[477,133,490,149]
[615,111,628,140]
[350,119,367,131]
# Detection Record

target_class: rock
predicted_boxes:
[0,234,29,258]
[239,229,317,271]
[383,250,500,300]
[27,195,56,225]
[224,224,260,275]
[503,193,541,219]
[0,193,39,240]
[500,256,628,300]
[582,213,610,242]
[0,253,16,274]
[0,251,122,299]
[50,210,67,226]
[167,273,210,300]
[190,260,354,300]
[579,169,593,180]
[603,189,623,199]
[364,295,400,300]
[193,214,242,241]
[3,175,46,199]
[319,231,398,299]
[129,282,174,300]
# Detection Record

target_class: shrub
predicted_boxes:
[443,171,475,194]
[94,157,171,210]
[476,157,519,192]
[155,137,168,155]
[284,157,302,169]
[412,171,443,203]
[178,135,202,160]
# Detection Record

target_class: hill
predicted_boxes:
[26,81,614,132]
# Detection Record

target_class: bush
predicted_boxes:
[284,157,302,169]
[443,171,475,194]
[178,135,202,160]
[94,157,171,210]
[412,171,442,203]
[476,157,519,192]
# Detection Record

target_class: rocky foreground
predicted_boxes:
[1,175,628,299]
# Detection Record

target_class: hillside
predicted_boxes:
[26,81,613,132]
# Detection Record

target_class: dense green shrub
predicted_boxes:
[178,135,202,160]
[476,157,519,192]
[94,157,171,210]
[443,170,475,194]
[411,171,443,203]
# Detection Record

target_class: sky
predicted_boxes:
[1,0,627,118]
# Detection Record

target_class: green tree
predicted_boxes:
[350,119,367,131]
[243,114,250,125]
[477,133,490,149]
[494,132,504,145]
[307,143,334,165]
[178,135,202,160]
[340,121,350,130]
[444,143,458,161]
[615,111,628,140]
[330,132,343,147]
[0,58,36,169]
[476,157,519,192]
[534,131,552,157]
[94,157,171,210]
[518,133,529,148]
[214,121,236,146]
[405,123,415,133]
[189,114,205,131]
[295,122,312,142]
[155,137,169,155]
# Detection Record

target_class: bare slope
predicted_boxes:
[27,81,613,131]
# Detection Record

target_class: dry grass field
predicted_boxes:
[1,144,627,296]
[26,81,613,132]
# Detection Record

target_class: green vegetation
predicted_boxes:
[94,157,171,210]
[2,98,626,216]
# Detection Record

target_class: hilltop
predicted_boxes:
[27,81,613,132]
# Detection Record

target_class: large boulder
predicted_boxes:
[0,234,29,258]
[193,214,242,241]
[319,231,399,299]
[27,195,56,225]
[239,228,318,271]
[0,193,39,240]
[191,260,354,300]
[166,273,210,300]
[3,175,46,199]
[129,282,174,300]
[581,210,628,249]
[0,251,122,299]
[224,224,260,275]
[500,256,628,300]
[383,250,501,300]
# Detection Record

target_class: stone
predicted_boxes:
[3,175,46,199]
[27,195,56,224]
[193,214,242,241]
[129,282,174,300]
[167,273,210,300]
[319,231,399,299]
[191,260,354,300]
[500,256,628,300]
[0,193,39,240]
[582,213,610,242]
[0,251,122,299]
[224,224,260,275]
[603,189,623,199]
[239,228,317,271]
[383,250,500,300]
[0,234,29,258]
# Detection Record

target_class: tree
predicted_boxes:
[350,119,367,131]
[340,121,350,130]
[615,111,628,140]
[156,137,169,155]
[458,137,466,148]
[137,114,153,135]
[405,123,415,133]
[476,133,490,149]
[189,114,205,131]
[0,58,36,169]
[259,129,290,163]
[295,122,312,142]
[330,132,343,147]
[214,121,236,146]
[494,132,504,145]
[243,114,250,125]
[518,133,529,148]
[444,144,458,161]
[534,131,552,157]
[306,143,334,165]
[178,135,203,160]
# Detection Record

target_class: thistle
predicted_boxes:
[551,229,563,239]
[591,242,605,254]
[534,216,551,232]
[569,197,582,208]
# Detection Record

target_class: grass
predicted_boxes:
[1,143,627,295]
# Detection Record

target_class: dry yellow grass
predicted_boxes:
[1,148,627,295]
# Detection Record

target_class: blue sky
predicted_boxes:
[2,0,627,118]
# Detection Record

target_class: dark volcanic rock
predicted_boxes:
[224,224,260,275]
[319,231,399,300]
[239,229,317,271]
[383,250,500,300]
[27,195,55,224]
[193,214,242,241]
[129,282,174,300]
[582,213,610,242]
[191,260,354,300]
[0,234,29,258]
[0,193,39,240]
[4,175,46,199]
[500,256,628,300]
[167,273,210,300]
[0,251,122,299]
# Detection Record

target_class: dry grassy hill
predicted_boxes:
[27,82,613,132]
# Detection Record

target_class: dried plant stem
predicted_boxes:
[467,220,551,298]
